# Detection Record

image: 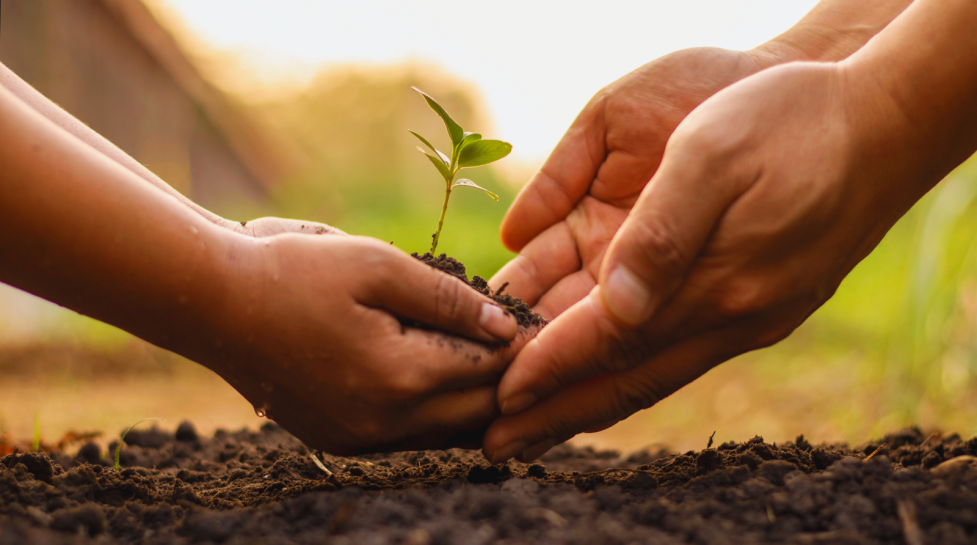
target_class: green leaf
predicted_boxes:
[459,132,482,153]
[413,87,464,148]
[418,148,452,181]
[452,132,482,169]
[452,178,500,201]
[458,139,512,168]
[409,130,440,156]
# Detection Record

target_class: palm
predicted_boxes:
[492,47,764,317]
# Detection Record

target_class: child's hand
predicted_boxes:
[195,233,529,455]
[229,217,346,238]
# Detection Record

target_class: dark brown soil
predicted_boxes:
[2,424,976,544]
[411,252,547,331]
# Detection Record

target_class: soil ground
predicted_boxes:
[1,424,976,544]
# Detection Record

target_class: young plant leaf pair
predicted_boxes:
[410,87,511,254]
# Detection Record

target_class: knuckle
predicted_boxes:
[433,273,468,325]
[365,244,400,278]
[369,364,427,404]
[540,415,575,441]
[607,376,663,419]
[629,217,688,279]
[674,121,742,164]
[714,277,772,318]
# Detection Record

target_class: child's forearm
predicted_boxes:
[0,82,233,354]
[0,62,238,231]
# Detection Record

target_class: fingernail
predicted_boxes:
[521,438,557,463]
[602,266,653,325]
[500,392,536,415]
[480,303,517,339]
[489,440,527,465]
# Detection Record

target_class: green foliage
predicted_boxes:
[114,418,159,471]
[410,87,512,254]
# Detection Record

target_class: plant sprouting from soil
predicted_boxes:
[410,87,511,254]
[114,417,158,471]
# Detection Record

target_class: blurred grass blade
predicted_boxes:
[115,417,159,471]
[453,178,499,201]
[458,139,512,168]
[32,412,40,452]
[412,87,464,147]
[419,149,452,181]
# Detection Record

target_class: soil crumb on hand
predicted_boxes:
[410,252,547,331]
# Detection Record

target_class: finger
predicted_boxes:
[489,222,580,307]
[533,269,597,321]
[484,321,748,464]
[496,286,632,416]
[485,307,802,463]
[366,386,500,453]
[499,101,606,251]
[597,139,752,325]
[362,244,518,342]
[410,386,499,436]
[385,324,535,395]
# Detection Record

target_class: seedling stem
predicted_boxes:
[409,88,511,254]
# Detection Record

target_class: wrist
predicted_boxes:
[749,0,913,67]
[749,27,867,69]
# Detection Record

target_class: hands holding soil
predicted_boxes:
[483,0,977,463]
[0,64,533,455]
[5,0,977,464]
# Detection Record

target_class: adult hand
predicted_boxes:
[490,47,768,320]
[198,234,531,455]
[484,57,951,463]
[491,0,913,318]
[485,0,917,464]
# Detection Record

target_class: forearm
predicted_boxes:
[819,0,977,224]
[0,62,239,231]
[752,0,913,65]
[0,83,233,354]
[847,0,977,186]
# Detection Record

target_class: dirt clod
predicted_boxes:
[0,425,975,543]
[411,252,547,330]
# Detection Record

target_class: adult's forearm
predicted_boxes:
[0,62,235,230]
[0,83,232,353]
[753,0,913,65]
[842,0,977,205]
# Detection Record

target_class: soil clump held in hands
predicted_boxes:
[411,252,547,332]
[3,423,977,544]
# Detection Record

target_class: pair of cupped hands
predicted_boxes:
[224,42,929,462]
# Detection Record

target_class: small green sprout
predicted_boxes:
[410,87,512,254]
[114,417,158,471]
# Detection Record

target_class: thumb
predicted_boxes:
[362,246,519,343]
[598,142,748,325]
[500,99,606,251]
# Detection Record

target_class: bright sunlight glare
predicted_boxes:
[159,0,820,162]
